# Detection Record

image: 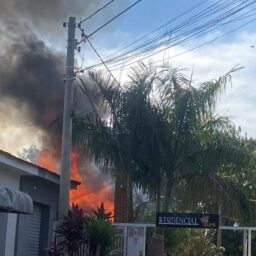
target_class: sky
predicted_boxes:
[80,0,256,138]
[0,0,256,155]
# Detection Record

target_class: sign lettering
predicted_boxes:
[156,213,219,229]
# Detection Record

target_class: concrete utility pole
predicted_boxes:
[58,16,76,221]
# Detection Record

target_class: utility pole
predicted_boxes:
[58,16,76,221]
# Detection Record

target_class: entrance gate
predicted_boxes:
[112,223,155,256]
[111,223,256,255]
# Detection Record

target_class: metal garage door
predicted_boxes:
[26,203,42,256]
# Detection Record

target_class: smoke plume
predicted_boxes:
[0,33,65,128]
[0,0,125,208]
[0,0,126,152]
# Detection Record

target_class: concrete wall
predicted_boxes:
[0,170,20,189]
[0,169,20,256]
[15,176,59,256]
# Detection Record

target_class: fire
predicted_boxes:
[69,152,114,214]
[36,150,114,214]
[36,148,59,172]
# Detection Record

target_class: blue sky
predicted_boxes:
[1,0,256,154]
[79,0,256,138]
[84,0,256,49]
[116,0,208,35]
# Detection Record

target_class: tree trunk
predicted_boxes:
[163,179,173,212]
[127,176,134,222]
[156,183,161,214]
[114,170,133,223]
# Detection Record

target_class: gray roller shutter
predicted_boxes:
[26,203,42,255]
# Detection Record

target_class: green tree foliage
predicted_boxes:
[91,202,112,221]
[88,219,115,256]
[73,64,254,221]
[89,202,116,256]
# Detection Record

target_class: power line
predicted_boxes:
[76,0,230,72]
[77,0,143,45]
[110,16,256,71]
[107,0,211,57]
[98,0,239,65]
[106,0,256,70]
[86,38,122,88]
[76,76,100,117]
[107,0,256,69]
[109,0,237,61]
[76,0,256,73]
[78,0,114,25]
[78,0,247,70]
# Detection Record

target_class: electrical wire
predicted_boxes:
[77,0,143,45]
[76,0,256,73]
[76,75,100,117]
[109,16,256,71]
[107,0,256,69]
[108,0,211,57]
[70,1,256,204]
[86,38,122,88]
[103,0,256,70]
[78,0,114,25]
[99,0,241,65]
[77,0,231,70]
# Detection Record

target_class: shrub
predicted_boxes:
[177,233,225,256]
[47,203,115,256]
[88,218,116,256]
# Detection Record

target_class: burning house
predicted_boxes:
[0,23,115,216]
[0,150,80,256]
[0,5,131,256]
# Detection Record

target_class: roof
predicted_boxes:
[0,150,80,188]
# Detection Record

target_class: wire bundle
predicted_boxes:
[76,0,256,74]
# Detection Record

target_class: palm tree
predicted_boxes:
[155,65,250,215]
[73,65,169,220]
[73,64,251,222]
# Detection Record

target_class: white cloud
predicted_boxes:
[104,31,256,138]
[180,32,256,138]
[2,30,256,157]
[0,99,45,155]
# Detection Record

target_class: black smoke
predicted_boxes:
[0,0,123,201]
[0,0,114,35]
[0,0,127,131]
[0,33,65,129]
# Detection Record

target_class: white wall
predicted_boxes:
[0,169,20,256]
[0,169,20,189]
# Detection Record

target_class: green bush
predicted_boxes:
[88,218,116,256]
[177,234,225,256]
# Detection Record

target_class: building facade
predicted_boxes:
[0,150,79,256]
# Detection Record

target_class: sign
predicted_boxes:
[156,212,219,229]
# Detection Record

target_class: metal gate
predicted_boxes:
[110,225,125,256]
[26,202,43,255]
[111,223,155,256]
[220,226,256,256]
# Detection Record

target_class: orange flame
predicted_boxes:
[36,148,59,172]
[36,149,114,214]
[70,152,114,214]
